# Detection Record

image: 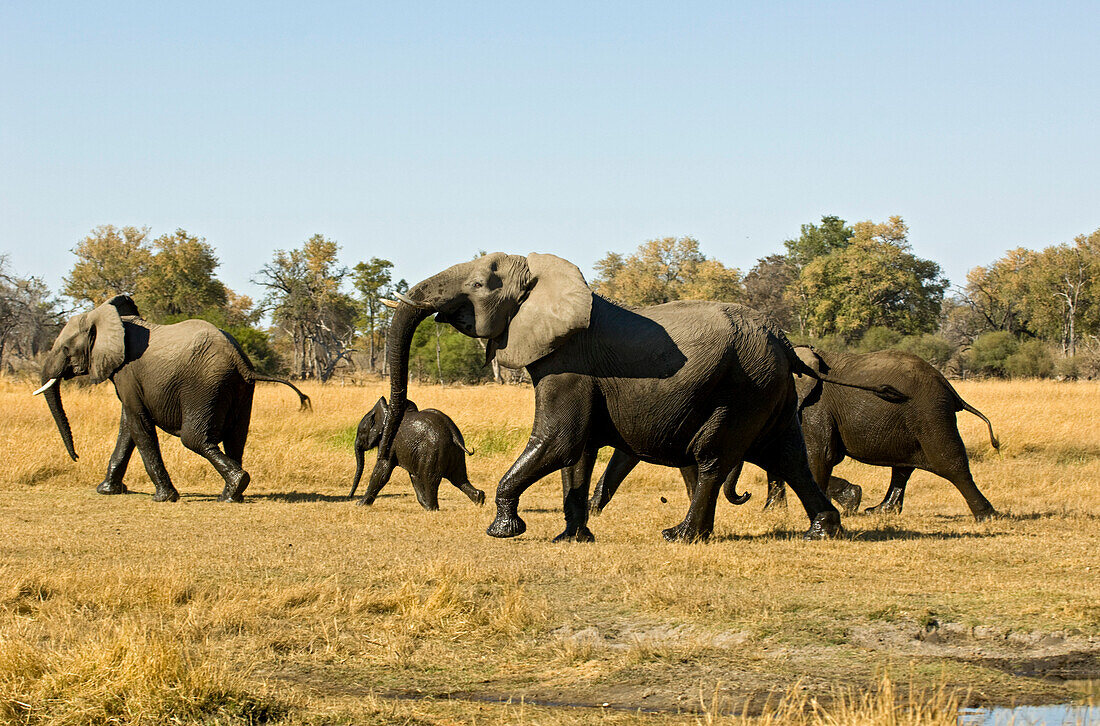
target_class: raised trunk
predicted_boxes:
[41,354,77,461]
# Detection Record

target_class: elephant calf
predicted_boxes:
[349,397,484,510]
[764,347,1000,520]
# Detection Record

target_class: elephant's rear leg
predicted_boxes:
[411,474,441,511]
[556,445,597,542]
[925,434,998,520]
[446,456,485,506]
[128,410,178,502]
[183,420,249,503]
[866,466,913,515]
[661,458,729,543]
[754,422,840,539]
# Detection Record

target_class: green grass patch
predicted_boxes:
[468,425,529,457]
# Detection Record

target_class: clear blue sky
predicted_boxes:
[2,1,1098,303]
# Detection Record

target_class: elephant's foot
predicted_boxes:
[763,485,787,510]
[355,494,375,507]
[828,481,862,515]
[803,511,841,540]
[486,498,525,538]
[217,472,249,503]
[588,501,604,517]
[418,502,441,511]
[661,521,711,543]
[96,480,128,495]
[972,506,1000,522]
[865,501,901,516]
[152,486,180,503]
[552,525,595,543]
[470,489,486,506]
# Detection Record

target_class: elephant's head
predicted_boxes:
[359,396,419,452]
[34,295,138,460]
[365,253,591,491]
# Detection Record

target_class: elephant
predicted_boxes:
[758,347,1000,520]
[34,294,310,502]
[360,252,905,542]
[349,396,484,510]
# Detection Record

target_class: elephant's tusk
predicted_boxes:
[394,291,434,310]
[380,298,399,309]
[32,378,58,396]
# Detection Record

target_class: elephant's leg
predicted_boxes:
[181,428,249,503]
[825,476,862,515]
[487,375,593,539]
[128,411,177,502]
[866,467,913,515]
[356,456,395,506]
[924,436,998,520]
[680,465,699,499]
[661,460,726,543]
[763,478,787,509]
[589,449,639,515]
[97,408,135,495]
[413,474,441,511]
[446,458,485,505]
[755,421,840,539]
[555,445,597,543]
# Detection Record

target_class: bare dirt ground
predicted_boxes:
[2,378,1098,724]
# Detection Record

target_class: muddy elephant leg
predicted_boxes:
[926,443,998,521]
[680,465,698,499]
[181,428,249,503]
[825,476,862,515]
[128,411,178,502]
[662,460,727,543]
[589,449,640,515]
[412,474,441,511]
[866,467,913,515]
[357,456,395,506]
[97,408,135,495]
[763,478,787,509]
[487,375,593,539]
[447,474,485,506]
[755,420,840,539]
[555,445,597,542]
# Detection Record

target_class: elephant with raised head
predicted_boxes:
[349,396,484,510]
[35,295,310,502]
[361,252,904,543]
[760,346,1000,520]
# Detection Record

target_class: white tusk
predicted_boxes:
[394,291,433,310]
[32,378,58,396]
[380,298,399,309]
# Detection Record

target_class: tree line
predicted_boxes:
[2,217,1097,381]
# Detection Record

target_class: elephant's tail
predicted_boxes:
[955,393,1000,450]
[446,418,474,456]
[349,435,366,498]
[788,355,908,404]
[254,375,312,411]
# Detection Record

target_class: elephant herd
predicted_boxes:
[35,252,1000,542]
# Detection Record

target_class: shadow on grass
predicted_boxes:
[711,526,1002,543]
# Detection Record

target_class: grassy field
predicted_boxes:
[1,377,1098,725]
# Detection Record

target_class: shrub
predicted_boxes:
[965,331,1018,376]
[895,333,956,368]
[1005,340,1054,378]
[856,326,902,352]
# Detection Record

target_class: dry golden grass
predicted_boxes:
[1,377,1098,724]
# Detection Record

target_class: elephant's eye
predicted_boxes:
[471,281,483,289]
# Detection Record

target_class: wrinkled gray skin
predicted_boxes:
[362,252,872,543]
[349,396,484,510]
[38,295,310,502]
[761,347,1000,520]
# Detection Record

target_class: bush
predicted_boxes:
[964,331,1018,376]
[856,326,902,352]
[896,333,955,369]
[1004,339,1054,378]
[409,320,491,384]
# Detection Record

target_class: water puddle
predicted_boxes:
[959,704,1099,725]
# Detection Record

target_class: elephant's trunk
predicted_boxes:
[40,353,77,461]
[349,439,366,498]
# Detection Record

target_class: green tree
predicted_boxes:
[965,331,1018,377]
[62,225,152,306]
[408,319,489,384]
[140,229,228,321]
[781,215,854,334]
[351,257,394,372]
[0,255,64,368]
[799,216,947,340]
[592,237,741,306]
[255,235,357,381]
[743,254,796,330]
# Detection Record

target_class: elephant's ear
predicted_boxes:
[105,294,141,318]
[87,300,126,384]
[793,346,825,408]
[493,253,593,369]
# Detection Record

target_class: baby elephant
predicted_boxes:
[350,397,484,510]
